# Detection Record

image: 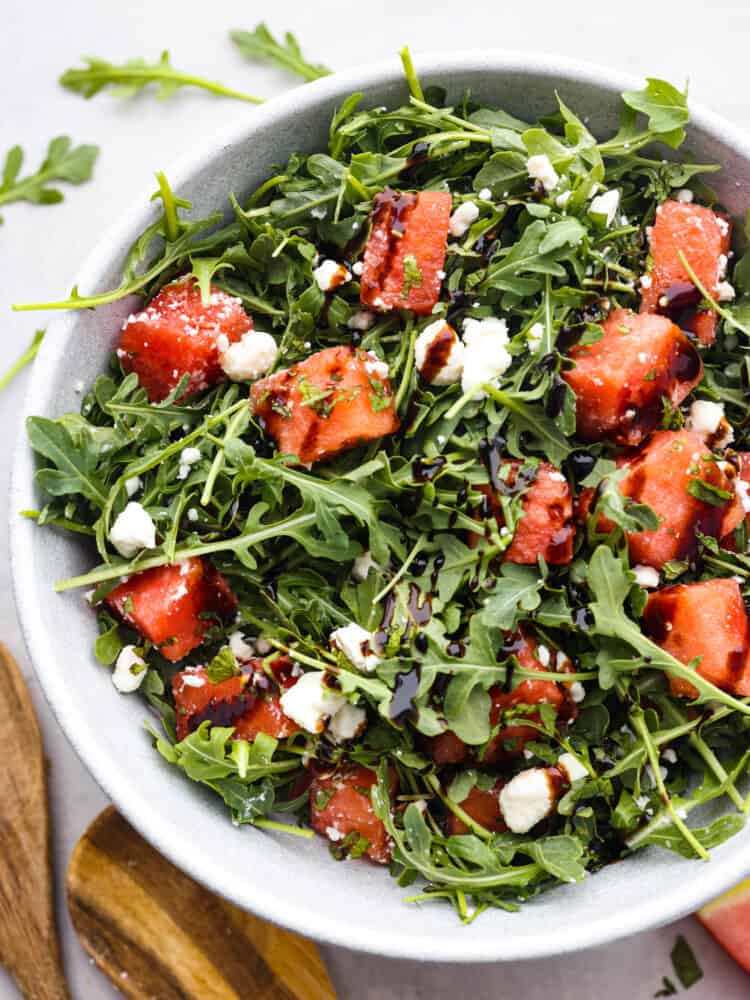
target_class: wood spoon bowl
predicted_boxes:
[67,806,336,999]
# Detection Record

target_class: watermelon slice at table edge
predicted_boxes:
[697,879,750,975]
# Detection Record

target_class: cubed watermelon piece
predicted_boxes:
[644,578,750,697]
[471,461,575,565]
[309,765,393,864]
[639,200,731,346]
[172,657,300,741]
[107,557,237,662]
[564,308,702,445]
[615,430,738,568]
[118,278,252,401]
[698,879,750,976]
[360,189,451,315]
[250,345,400,466]
[447,780,506,836]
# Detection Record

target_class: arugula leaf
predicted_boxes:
[206,647,240,683]
[0,139,98,224]
[231,24,331,82]
[0,329,44,391]
[622,78,689,144]
[670,935,703,989]
[60,51,263,103]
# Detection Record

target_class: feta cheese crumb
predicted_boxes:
[74,380,84,394]
[313,259,351,292]
[632,564,660,589]
[326,825,345,842]
[347,310,376,332]
[527,322,544,352]
[589,189,620,227]
[460,317,512,400]
[352,261,364,276]
[686,399,734,447]
[365,352,389,380]
[478,187,492,201]
[639,273,652,290]
[330,622,380,673]
[124,476,142,498]
[186,507,199,523]
[414,320,465,386]
[717,216,730,237]
[216,333,229,354]
[109,502,157,558]
[279,671,345,733]
[717,280,735,302]
[328,702,367,742]
[536,644,551,667]
[737,479,750,513]
[498,768,556,834]
[526,154,559,192]
[112,645,147,694]
[662,748,678,764]
[229,630,255,660]
[557,752,588,784]
[352,550,376,582]
[220,331,278,382]
[449,201,480,237]
[555,190,572,208]
[675,188,694,203]
[569,681,586,704]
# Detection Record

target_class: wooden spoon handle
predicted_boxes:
[67,807,336,1000]
[0,644,69,1000]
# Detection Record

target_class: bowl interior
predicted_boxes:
[12,52,750,962]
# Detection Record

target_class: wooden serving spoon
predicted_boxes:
[67,807,336,1000]
[0,644,70,1000]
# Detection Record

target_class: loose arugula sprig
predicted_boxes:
[24,53,750,922]
[0,137,98,224]
[0,330,44,392]
[60,51,264,104]
[231,24,331,82]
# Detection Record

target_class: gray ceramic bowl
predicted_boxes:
[11,51,750,963]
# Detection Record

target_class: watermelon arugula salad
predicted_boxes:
[23,57,750,922]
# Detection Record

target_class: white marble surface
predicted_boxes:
[3,0,750,996]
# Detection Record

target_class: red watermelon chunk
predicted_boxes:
[359,189,451,315]
[118,277,252,401]
[564,308,702,445]
[309,765,393,864]
[447,780,507,836]
[643,578,750,697]
[250,345,400,466]
[698,880,750,976]
[614,430,738,569]
[639,200,732,346]
[172,656,300,741]
[106,557,237,662]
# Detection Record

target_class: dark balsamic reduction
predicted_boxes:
[478,435,506,492]
[389,667,421,723]
[407,582,432,626]
[414,632,429,653]
[446,639,466,658]
[573,607,594,631]
[569,451,597,482]
[545,376,567,419]
[399,141,430,185]
[413,456,447,483]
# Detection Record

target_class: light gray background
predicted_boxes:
[2,1,750,996]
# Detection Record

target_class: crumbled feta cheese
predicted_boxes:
[449,201,480,237]
[662,748,678,764]
[352,550,376,582]
[229,630,255,660]
[186,507,199,523]
[619,214,629,227]
[460,317,512,400]
[589,189,620,226]
[310,206,327,220]
[557,752,589,783]
[109,502,157,558]
[352,261,364,276]
[112,645,147,693]
[279,671,345,733]
[686,399,734,447]
[536,644,551,667]
[220,331,278,382]
[216,333,230,354]
[347,310,376,332]
[527,322,544,352]
[526,154,559,192]
[717,216,730,237]
[180,672,206,688]
[718,253,729,279]
[124,476,142,498]
[255,638,272,655]
[365,353,389,380]
[74,380,84,394]
[176,445,201,481]
[313,259,350,292]
[639,273,652,290]
[675,188,694,203]
[717,280,735,302]
[414,320,465,386]
[328,702,367,742]
[632,564,660,589]
[330,622,380,672]
[478,187,492,201]
[569,681,586,704]
[737,479,750,513]
[555,190,572,208]
[498,768,556,834]
[326,825,345,842]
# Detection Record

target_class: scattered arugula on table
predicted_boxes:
[22,48,750,922]
[0,330,44,391]
[0,137,98,224]
[230,23,331,82]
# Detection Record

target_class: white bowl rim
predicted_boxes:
[11,48,750,963]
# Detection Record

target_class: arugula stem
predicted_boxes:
[252,817,314,838]
[373,533,427,604]
[60,62,264,104]
[0,329,44,391]
[201,405,248,506]
[677,250,750,336]
[423,774,492,841]
[155,171,179,241]
[399,46,424,102]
